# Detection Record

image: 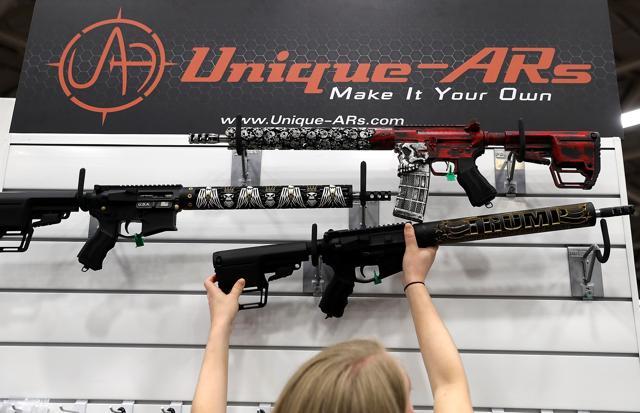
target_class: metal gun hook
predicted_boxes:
[10,406,23,413]
[59,407,79,413]
[161,409,175,413]
[503,118,526,196]
[110,408,126,413]
[582,219,611,284]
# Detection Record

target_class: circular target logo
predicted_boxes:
[49,9,174,124]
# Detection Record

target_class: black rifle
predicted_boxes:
[212,203,635,317]
[0,169,389,271]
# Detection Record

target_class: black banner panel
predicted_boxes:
[10,0,621,136]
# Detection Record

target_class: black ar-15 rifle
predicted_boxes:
[212,202,635,317]
[0,169,390,271]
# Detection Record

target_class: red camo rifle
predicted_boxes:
[191,118,601,221]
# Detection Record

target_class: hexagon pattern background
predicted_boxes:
[10,0,622,135]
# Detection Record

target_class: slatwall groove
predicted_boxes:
[0,291,633,301]
[0,343,638,361]
[7,132,621,148]
[2,341,638,354]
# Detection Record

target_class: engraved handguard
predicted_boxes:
[224,126,374,150]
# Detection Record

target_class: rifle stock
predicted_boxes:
[0,190,80,252]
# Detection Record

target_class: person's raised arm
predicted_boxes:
[192,275,245,413]
[402,224,472,413]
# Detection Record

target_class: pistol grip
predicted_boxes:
[319,268,354,318]
[77,219,119,271]
[457,159,497,207]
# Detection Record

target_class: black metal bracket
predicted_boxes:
[359,161,368,227]
[496,119,527,197]
[582,219,611,283]
[76,168,86,202]
[230,114,262,185]
[516,118,526,162]
[235,114,248,184]
[349,160,388,228]
[306,223,326,297]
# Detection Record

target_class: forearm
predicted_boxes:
[406,285,470,396]
[192,324,231,413]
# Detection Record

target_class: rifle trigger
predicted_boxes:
[124,220,132,234]
[359,266,367,278]
[373,271,381,285]
[133,233,145,247]
[446,163,456,181]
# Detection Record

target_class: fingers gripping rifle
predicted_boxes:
[212,203,635,317]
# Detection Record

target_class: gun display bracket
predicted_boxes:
[495,119,527,197]
[230,114,263,186]
[567,219,611,299]
[349,160,389,228]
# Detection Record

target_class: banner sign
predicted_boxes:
[10,0,622,136]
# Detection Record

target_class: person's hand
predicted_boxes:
[402,223,438,286]
[204,275,245,331]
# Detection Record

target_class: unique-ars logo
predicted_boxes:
[49,9,174,124]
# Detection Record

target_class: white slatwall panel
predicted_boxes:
[0,293,636,353]
[612,136,640,369]
[1,99,640,412]
[2,347,640,411]
[0,242,632,298]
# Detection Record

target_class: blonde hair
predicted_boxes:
[272,339,408,413]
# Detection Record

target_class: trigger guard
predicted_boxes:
[429,161,450,176]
